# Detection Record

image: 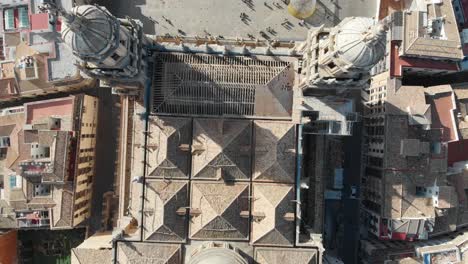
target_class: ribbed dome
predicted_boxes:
[334,17,387,69]
[188,243,247,264]
[61,5,117,59]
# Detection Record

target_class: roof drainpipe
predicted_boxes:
[111,229,124,263]
[295,121,304,246]
[139,53,153,242]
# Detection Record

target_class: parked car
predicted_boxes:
[350,186,358,199]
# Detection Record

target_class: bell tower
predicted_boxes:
[45,4,148,90]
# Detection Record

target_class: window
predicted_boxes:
[415,186,429,197]
[4,9,14,30]
[119,38,126,46]
[18,7,29,28]
[78,156,93,163]
[9,175,16,188]
[0,136,10,148]
[111,52,121,61]
[430,142,441,154]
[34,184,51,196]
[77,167,93,175]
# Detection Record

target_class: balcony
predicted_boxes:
[304,120,354,136]
[19,161,51,178]
[16,210,50,229]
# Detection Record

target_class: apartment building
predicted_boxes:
[362,71,464,239]
[0,94,98,229]
[375,0,463,80]
[360,0,468,244]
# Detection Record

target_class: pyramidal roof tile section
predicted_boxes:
[71,248,112,264]
[192,119,252,181]
[116,242,181,263]
[189,182,250,240]
[254,247,318,264]
[143,180,188,242]
[253,121,296,183]
[147,116,192,179]
[251,183,295,246]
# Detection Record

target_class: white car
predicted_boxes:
[350,186,358,199]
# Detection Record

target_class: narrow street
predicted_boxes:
[340,125,362,264]
[340,91,364,264]
[87,87,119,234]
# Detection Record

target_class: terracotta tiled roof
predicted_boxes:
[7,130,31,172]
[254,247,317,264]
[116,242,181,264]
[41,131,70,182]
[146,116,191,179]
[253,121,296,183]
[9,188,27,210]
[72,248,112,264]
[0,78,17,98]
[144,180,188,242]
[251,183,295,246]
[189,182,250,240]
[23,130,38,144]
[52,183,73,228]
[192,119,252,181]
[453,87,468,100]
[401,0,463,60]
[0,124,15,137]
[436,186,457,209]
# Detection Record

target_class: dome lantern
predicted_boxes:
[60,5,119,62]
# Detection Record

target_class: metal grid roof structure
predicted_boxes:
[151,53,295,118]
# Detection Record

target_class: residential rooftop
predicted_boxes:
[0,95,98,230]
[401,0,463,60]
[0,0,95,101]
[363,73,468,241]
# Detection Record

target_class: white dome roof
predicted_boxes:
[188,243,247,264]
[334,17,387,69]
[61,5,118,60]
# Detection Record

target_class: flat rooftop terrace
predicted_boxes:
[25,97,74,124]
[98,0,378,41]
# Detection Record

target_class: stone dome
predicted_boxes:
[61,5,118,60]
[288,0,317,19]
[334,17,387,69]
[187,243,247,264]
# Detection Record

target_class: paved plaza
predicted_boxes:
[98,0,378,40]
